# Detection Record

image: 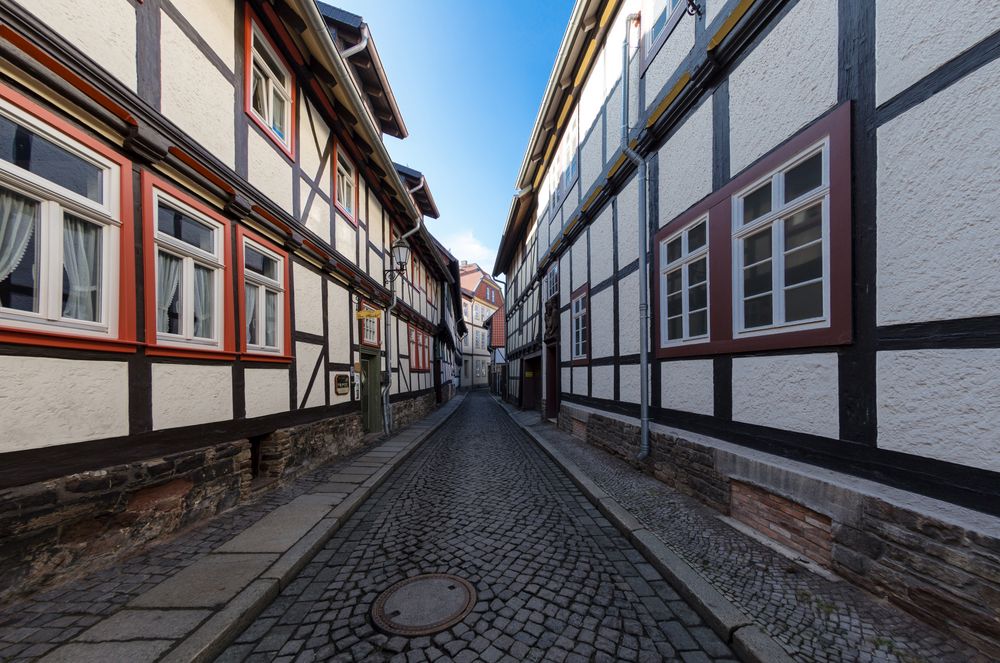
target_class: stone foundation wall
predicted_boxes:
[392,391,436,430]
[257,412,364,480]
[560,401,1000,658]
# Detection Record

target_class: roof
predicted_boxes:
[485,306,506,349]
[318,3,408,139]
[394,163,440,218]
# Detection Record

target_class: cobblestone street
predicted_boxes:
[219,391,737,662]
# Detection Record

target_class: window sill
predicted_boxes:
[146,344,238,361]
[0,326,138,353]
[334,201,357,226]
[247,110,294,161]
[655,326,851,359]
[570,357,589,367]
[242,351,293,364]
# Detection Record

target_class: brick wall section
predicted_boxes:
[258,412,364,480]
[731,481,833,567]
[392,392,436,430]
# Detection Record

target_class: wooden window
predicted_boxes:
[659,217,709,346]
[334,145,357,223]
[571,285,589,363]
[239,230,290,359]
[409,325,431,371]
[245,11,294,156]
[545,263,559,301]
[358,300,380,348]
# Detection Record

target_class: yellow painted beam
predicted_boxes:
[607,152,627,179]
[599,0,620,28]
[707,0,756,52]
[575,39,598,87]
[581,184,604,212]
[645,71,692,128]
[556,92,575,129]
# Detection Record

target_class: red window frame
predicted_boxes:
[236,225,292,362]
[409,324,431,372]
[141,171,236,360]
[358,299,381,348]
[652,102,853,359]
[570,284,590,366]
[244,4,296,159]
[0,81,137,354]
[333,142,358,225]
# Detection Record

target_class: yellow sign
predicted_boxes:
[356,309,382,320]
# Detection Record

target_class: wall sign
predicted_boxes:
[334,374,350,395]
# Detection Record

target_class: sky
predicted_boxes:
[328,0,574,273]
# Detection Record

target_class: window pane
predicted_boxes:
[254,37,286,87]
[667,292,682,317]
[246,283,259,345]
[157,252,182,334]
[158,203,214,252]
[0,187,40,313]
[744,294,772,328]
[784,203,822,251]
[245,246,278,280]
[265,290,277,347]
[743,227,772,265]
[667,316,683,340]
[742,183,771,224]
[744,261,772,297]
[251,66,267,117]
[666,237,682,262]
[785,243,823,286]
[689,310,707,337]
[271,91,286,139]
[785,281,823,322]
[666,269,682,294]
[687,222,706,251]
[688,283,707,312]
[62,214,102,322]
[193,265,213,339]
[784,152,823,203]
[687,257,706,285]
[0,114,103,203]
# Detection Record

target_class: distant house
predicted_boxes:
[459,262,503,388]
[484,305,506,396]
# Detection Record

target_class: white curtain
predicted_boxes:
[264,290,276,347]
[245,283,258,344]
[62,215,101,321]
[193,265,213,338]
[0,188,37,282]
[156,252,181,333]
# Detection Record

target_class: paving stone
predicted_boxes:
[38,640,174,662]
[75,609,209,641]
[130,553,276,609]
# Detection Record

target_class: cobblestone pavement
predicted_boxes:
[0,444,397,661]
[513,407,989,663]
[218,391,738,662]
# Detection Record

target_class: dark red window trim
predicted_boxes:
[236,226,293,362]
[0,81,137,354]
[652,102,853,360]
[142,171,236,360]
[244,4,296,160]
[357,299,381,348]
[409,324,431,372]
[332,142,358,226]
[570,283,590,367]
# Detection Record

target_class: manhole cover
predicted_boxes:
[371,573,477,636]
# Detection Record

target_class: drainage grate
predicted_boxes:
[370,573,477,637]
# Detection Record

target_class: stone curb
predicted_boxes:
[159,395,468,663]
[496,398,794,663]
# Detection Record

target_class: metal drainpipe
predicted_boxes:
[620,13,652,461]
[341,25,370,58]
[382,177,426,436]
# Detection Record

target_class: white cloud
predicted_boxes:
[438,230,497,271]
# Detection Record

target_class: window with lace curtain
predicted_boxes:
[0,98,120,337]
[153,190,224,349]
[243,238,284,353]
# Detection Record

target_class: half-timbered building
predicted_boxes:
[494,0,1000,656]
[0,0,463,599]
[458,262,502,388]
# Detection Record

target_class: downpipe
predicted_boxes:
[382,177,426,436]
[620,13,652,461]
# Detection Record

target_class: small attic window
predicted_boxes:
[247,18,294,155]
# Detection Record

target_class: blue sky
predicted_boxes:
[330,0,574,272]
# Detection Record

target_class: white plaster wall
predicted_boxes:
[152,364,231,430]
[591,365,614,400]
[619,364,640,404]
[661,359,713,416]
[732,354,839,438]
[295,342,324,408]
[643,16,696,112]
[244,367,290,418]
[589,203,614,285]
[591,287,614,359]
[367,185,383,249]
[302,180,330,241]
[571,235,588,290]
[328,372,350,406]
[327,282,350,363]
[0,356,128,451]
[169,0,234,71]
[604,82,622,168]
[299,100,330,182]
[728,0,837,173]
[561,367,572,395]
[160,15,234,168]
[293,262,323,336]
[572,367,588,396]
[876,59,1000,325]
[560,253,571,307]
[334,216,356,263]
[580,128,604,202]
[28,0,137,91]
[617,270,640,355]
[658,98,713,225]
[877,349,1000,472]
[617,175,639,267]
[705,0,724,27]
[560,309,571,362]
[875,0,1000,105]
[247,130,292,213]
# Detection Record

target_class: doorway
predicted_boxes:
[544,343,560,419]
[522,355,542,411]
[360,352,382,434]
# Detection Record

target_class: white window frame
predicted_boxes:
[153,189,225,350]
[571,292,588,359]
[249,21,293,149]
[243,237,284,354]
[545,263,559,301]
[335,150,356,219]
[0,98,120,338]
[659,216,709,347]
[360,305,379,347]
[644,0,688,58]
[732,139,831,337]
